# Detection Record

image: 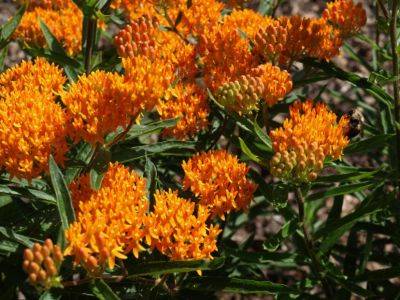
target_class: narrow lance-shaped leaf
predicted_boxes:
[49,155,76,231]
[0,3,27,49]
[91,279,121,300]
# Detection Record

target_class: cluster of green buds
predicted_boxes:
[215,75,265,115]
[270,144,325,183]
[22,239,63,290]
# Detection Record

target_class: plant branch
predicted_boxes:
[390,0,400,193]
[294,187,334,298]
[84,17,97,75]
[378,0,389,20]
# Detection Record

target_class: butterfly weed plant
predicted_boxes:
[0,0,399,299]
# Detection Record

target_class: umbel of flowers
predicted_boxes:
[269,100,349,183]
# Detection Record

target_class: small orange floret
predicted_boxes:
[157,83,210,140]
[144,189,221,260]
[0,58,66,98]
[0,90,67,180]
[61,71,136,145]
[19,0,68,11]
[65,163,148,271]
[269,100,349,182]
[182,150,257,218]
[14,2,82,56]
[323,0,367,37]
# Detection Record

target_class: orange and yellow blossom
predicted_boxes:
[278,16,343,63]
[269,100,349,182]
[0,58,66,98]
[115,16,196,81]
[144,189,221,260]
[62,71,139,145]
[216,63,292,114]
[65,163,148,272]
[223,9,275,40]
[157,83,210,140]
[198,22,256,90]
[20,0,69,11]
[123,55,174,111]
[111,0,158,21]
[322,0,367,37]
[14,1,82,56]
[0,90,68,180]
[22,239,63,290]
[182,150,257,219]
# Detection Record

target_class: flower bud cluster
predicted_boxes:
[22,239,63,290]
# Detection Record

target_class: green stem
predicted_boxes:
[294,187,333,298]
[84,18,97,75]
[390,0,400,193]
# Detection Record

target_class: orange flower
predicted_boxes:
[198,22,256,90]
[278,16,343,63]
[0,90,68,180]
[253,21,288,65]
[182,150,257,218]
[0,58,66,98]
[115,16,196,81]
[22,239,63,290]
[144,189,221,260]
[216,63,292,114]
[61,71,137,145]
[123,55,174,111]
[65,163,148,272]
[112,0,158,20]
[158,83,210,140]
[69,173,93,212]
[322,0,367,37]
[14,2,82,56]
[20,0,69,11]
[269,100,349,182]
[223,9,275,40]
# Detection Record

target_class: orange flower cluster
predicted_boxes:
[182,150,257,218]
[144,190,221,260]
[22,239,63,290]
[216,63,292,114]
[14,1,82,55]
[0,58,66,98]
[115,16,196,81]
[158,84,210,140]
[61,71,137,145]
[225,0,252,8]
[0,89,67,180]
[111,0,157,21]
[65,163,148,271]
[198,23,256,90]
[123,55,175,111]
[323,0,367,37]
[269,100,349,182]
[21,0,68,11]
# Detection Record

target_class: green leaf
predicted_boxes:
[353,266,400,282]
[124,118,179,141]
[49,155,76,231]
[307,181,379,202]
[91,279,121,300]
[239,137,266,166]
[0,226,34,248]
[314,169,381,183]
[183,277,300,295]
[39,20,78,81]
[326,273,376,298]
[127,257,225,278]
[253,121,273,152]
[344,134,394,155]
[145,157,157,205]
[0,46,7,72]
[315,188,395,242]
[0,4,26,49]
[39,291,61,300]
[263,218,298,251]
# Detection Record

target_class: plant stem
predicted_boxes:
[390,0,400,194]
[84,18,97,75]
[294,187,333,298]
